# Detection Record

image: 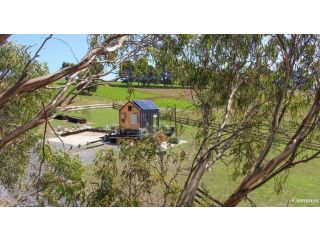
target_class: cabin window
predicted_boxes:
[131,113,138,125]
[121,112,126,120]
[128,106,132,111]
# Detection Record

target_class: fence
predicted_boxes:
[63,103,114,111]
[62,101,320,151]
[160,114,201,126]
[112,102,122,110]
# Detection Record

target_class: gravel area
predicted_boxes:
[48,140,118,165]
[47,131,106,146]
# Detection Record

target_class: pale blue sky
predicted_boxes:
[10,34,88,73]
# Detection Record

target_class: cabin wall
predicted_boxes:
[119,102,141,134]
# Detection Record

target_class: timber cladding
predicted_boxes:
[119,101,141,134]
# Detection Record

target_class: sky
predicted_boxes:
[10,34,88,73]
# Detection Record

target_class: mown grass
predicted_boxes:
[200,158,320,207]
[154,98,194,109]
[159,116,320,207]
[67,84,194,110]
[71,108,119,128]
[93,85,156,102]
[50,119,77,128]
[49,80,320,206]
[50,108,119,130]
[160,125,320,207]
[49,106,320,207]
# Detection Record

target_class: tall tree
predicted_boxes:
[0,41,53,190]
[173,34,320,206]
[2,34,320,207]
[119,60,135,85]
[0,34,155,205]
[134,57,148,86]
[61,62,75,69]
[0,34,126,149]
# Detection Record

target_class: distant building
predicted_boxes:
[119,100,160,135]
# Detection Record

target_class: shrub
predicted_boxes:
[168,136,179,144]
[153,132,168,145]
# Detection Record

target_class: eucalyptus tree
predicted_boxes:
[86,139,186,207]
[0,34,160,205]
[223,35,320,206]
[0,41,53,190]
[0,35,10,45]
[151,35,190,87]
[2,34,320,207]
[172,34,320,206]
[0,34,166,150]
[119,60,135,84]
[173,34,269,205]
[0,34,127,150]
[0,35,125,205]
[134,57,150,86]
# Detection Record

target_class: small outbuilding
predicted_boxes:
[119,100,160,135]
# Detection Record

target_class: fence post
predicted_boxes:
[174,104,177,138]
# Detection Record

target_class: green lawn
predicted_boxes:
[49,81,320,207]
[68,108,119,128]
[93,85,156,102]
[68,84,194,110]
[50,119,77,128]
[52,79,159,104]
[154,98,194,109]
[158,117,320,207]
[51,108,119,129]
[200,158,320,207]
[49,107,320,207]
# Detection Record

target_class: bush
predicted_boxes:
[168,136,179,144]
[153,132,168,145]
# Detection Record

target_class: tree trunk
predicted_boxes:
[176,151,212,206]
[0,34,11,44]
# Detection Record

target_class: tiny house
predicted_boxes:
[119,100,160,135]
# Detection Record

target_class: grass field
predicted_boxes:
[164,123,320,207]
[94,85,156,101]
[71,110,320,207]
[62,82,194,109]
[51,108,119,129]
[48,81,320,206]
[153,98,194,109]
[200,158,320,207]
[155,120,320,206]
[51,108,320,207]
[70,108,119,128]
